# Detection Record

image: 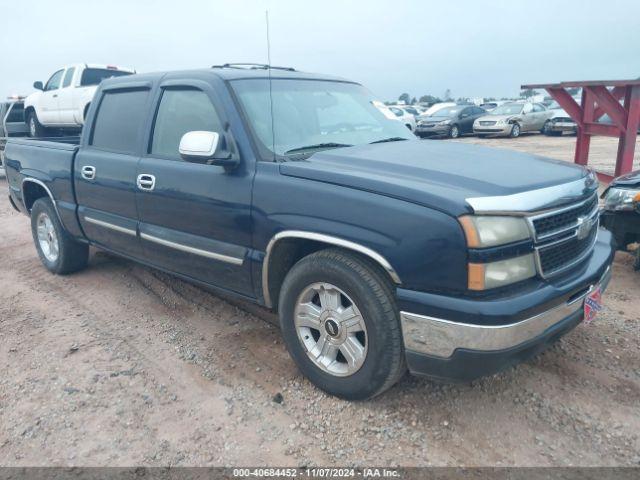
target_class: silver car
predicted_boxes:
[473,102,553,138]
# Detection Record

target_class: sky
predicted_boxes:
[1,0,639,102]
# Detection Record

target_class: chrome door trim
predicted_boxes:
[262,230,401,309]
[84,216,137,236]
[465,173,598,215]
[140,232,244,265]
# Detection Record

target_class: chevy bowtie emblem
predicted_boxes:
[576,216,593,240]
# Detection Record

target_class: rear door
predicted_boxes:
[135,79,254,296]
[457,107,475,133]
[74,82,152,258]
[39,70,64,124]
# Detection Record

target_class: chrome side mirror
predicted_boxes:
[179,130,239,168]
[179,131,219,159]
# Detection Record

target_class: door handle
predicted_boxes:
[53,94,58,98]
[81,165,96,180]
[137,174,156,191]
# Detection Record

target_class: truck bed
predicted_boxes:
[4,136,82,236]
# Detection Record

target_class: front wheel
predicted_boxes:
[509,123,521,138]
[448,124,460,138]
[27,111,47,137]
[278,249,406,400]
[31,198,89,274]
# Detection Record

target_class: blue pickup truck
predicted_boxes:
[4,65,614,399]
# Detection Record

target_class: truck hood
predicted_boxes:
[609,169,640,188]
[279,140,590,216]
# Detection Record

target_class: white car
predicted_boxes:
[388,106,417,131]
[24,64,134,136]
[423,102,457,117]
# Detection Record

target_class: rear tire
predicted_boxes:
[30,197,89,274]
[278,249,406,400]
[27,111,47,138]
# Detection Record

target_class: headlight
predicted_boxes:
[603,187,640,211]
[468,254,536,290]
[437,120,451,126]
[459,215,531,248]
[496,119,507,125]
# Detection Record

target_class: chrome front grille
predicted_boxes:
[528,193,600,277]
[479,121,496,126]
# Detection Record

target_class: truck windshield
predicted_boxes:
[80,69,132,86]
[231,79,413,158]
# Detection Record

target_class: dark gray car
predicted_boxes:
[415,105,486,139]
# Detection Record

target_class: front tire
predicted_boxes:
[509,123,521,138]
[449,124,460,138]
[278,249,406,400]
[27,111,47,137]
[31,198,89,274]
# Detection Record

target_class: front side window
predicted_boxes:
[533,103,545,112]
[91,89,149,154]
[45,70,64,91]
[62,68,75,88]
[151,88,223,158]
[231,79,413,158]
[81,68,132,87]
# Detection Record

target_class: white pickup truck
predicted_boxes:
[24,64,134,136]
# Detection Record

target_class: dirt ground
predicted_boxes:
[1,134,639,467]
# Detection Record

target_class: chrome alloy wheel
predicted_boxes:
[36,212,59,262]
[294,282,368,377]
[29,117,37,137]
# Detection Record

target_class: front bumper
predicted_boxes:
[416,125,450,137]
[600,209,640,249]
[473,124,512,136]
[548,121,577,132]
[399,228,614,381]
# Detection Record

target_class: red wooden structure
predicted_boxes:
[522,79,640,182]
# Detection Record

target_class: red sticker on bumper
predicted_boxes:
[584,287,603,323]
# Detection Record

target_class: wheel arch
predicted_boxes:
[21,178,61,220]
[262,231,401,310]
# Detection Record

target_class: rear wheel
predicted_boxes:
[509,123,521,138]
[30,198,89,274]
[278,249,406,400]
[27,111,47,138]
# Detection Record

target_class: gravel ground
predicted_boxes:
[1,136,639,467]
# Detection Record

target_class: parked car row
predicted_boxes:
[0,96,29,174]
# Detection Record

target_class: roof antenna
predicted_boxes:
[266,10,276,161]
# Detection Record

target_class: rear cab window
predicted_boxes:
[81,69,132,87]
[90,89,149,154]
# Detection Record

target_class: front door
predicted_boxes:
[57,67,77,125]
[75,86,151,259]
[135,82,255,296]
[39,69,64,124]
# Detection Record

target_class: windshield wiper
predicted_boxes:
[285,143,353,154]
[369,137,409,144]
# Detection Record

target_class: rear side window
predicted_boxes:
[150,88,223,159]
[81,68,132,87]
[62,68,75,88]
[91,89,149,154]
